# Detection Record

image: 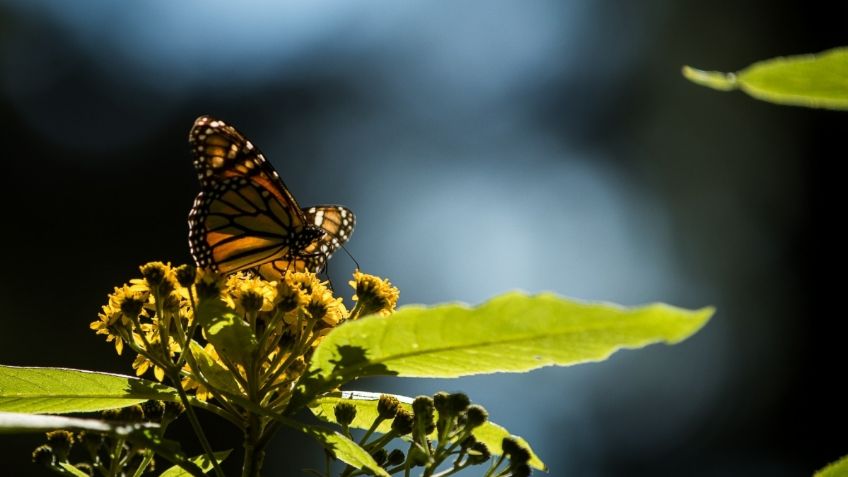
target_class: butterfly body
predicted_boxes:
[187,116,354,278]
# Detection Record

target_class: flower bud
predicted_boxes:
[334,402,357,427]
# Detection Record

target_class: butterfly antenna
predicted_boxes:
[321,261,335,292]
[340,244,361,271]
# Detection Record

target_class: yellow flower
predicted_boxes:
[140,262,177,296]
[195,269,225,300]
[274,275,305,313]
[287,271,324,296]
[305,287,348,327]
[132,353,166,381]
[349,271,399,317]
[90,284,150,355]
[227,273,276,314]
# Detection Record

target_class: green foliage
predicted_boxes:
[0,366,179,413]
[3,280,712,476]
[294,423,390,477]
[683,46,848,109]
[196,297,258,366]
[816,454,848,477]
[300,292,711,400]
[308,391,546,470]
[159,451,232,477]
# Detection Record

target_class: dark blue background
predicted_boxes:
[0,1,845,475]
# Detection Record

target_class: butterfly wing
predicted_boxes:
[188,116,309,273]
[257,205,355,279]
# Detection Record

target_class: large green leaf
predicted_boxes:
[308,391,546,470]
[0,366,179,413]
[196,298,258,366]
[683,46,848,109]
[816,454,848,477]
[307,292,711,385]
[295,423,390,477]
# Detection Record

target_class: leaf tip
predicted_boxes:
[682,65,738,91]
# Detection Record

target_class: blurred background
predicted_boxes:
[1,1,845,475]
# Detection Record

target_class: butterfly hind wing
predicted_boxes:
[255,206,355,280]
[302,205,355,259]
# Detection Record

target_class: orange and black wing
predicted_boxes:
[188,116,306,273]
[257,205,355,279]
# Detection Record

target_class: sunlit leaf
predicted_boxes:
[159,451,232,477]
[307,292,711,386]
[196,298,258,366]
[295,423,389,477]
[0,366,179,413]
[815,454,848,477]
[683,46,848,109]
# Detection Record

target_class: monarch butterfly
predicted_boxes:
[187,115,355,280]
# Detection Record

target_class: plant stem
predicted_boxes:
[169,370,226,477]
[241,412,266,477]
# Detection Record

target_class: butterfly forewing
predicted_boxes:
[187,116,355,277]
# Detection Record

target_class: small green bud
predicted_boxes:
[78,431,103,456]
[412,396,435,417]
[118,404,145,422]
[377,394,400,420]
[163,401,186,422]
[391,408,414,435]
[510,462,531,476]
[334,402,357,426]
[386,449,405,466]
[46,430,74,460]
[447,392,470,414]
[371,449,387,466]
[432,391,450,414]
[101,408,122,421]
[466,441,491,465]
[31,445,54,466]
[502,435,531,465]
[141,400,165,421]
[465,404,488,429]
[412,396,435,434]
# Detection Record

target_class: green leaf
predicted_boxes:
[308,391,546,470]
[295,423,390,477]
[58,463,91,477]
[196,298,258,366]
[0,411,159,435]
[307,292,712,384]
[683,46,848,109]
[159,451,232,477]
[815,454,848,477]
[0,366,179,413]
[188,341,243,396]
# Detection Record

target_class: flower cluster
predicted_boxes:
[91,262,398,414]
